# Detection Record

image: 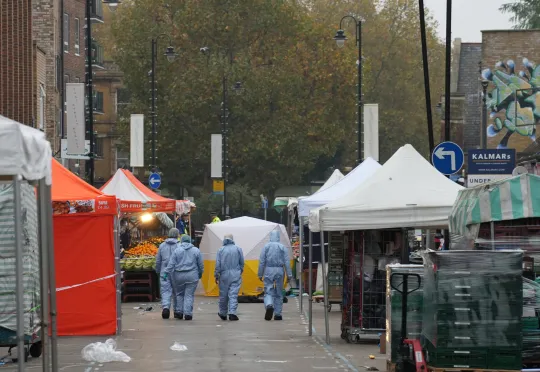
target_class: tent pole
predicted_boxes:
[308,230,313,336]
[490,222,495,250]
[299,217,303,313]
[401,228,409,264]
[13,177,25,372]
[114,215,122,334]
[320,231,330,344]
[46,185,58,372]
[38,179,50,371]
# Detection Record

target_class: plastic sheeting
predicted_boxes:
[0,115,52,184]
[313,144,463,232]
[0,183,40,335]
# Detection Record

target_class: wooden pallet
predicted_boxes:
[427,366,520,372]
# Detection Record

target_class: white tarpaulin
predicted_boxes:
[0,115,52,184]
[313,144,464,231]
[101,169,155,202]
[299,157,381,218]
[197,216,292,296]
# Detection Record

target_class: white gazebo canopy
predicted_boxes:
[312,144,464,231]
[299,157,381,218]
[0,115,52,184]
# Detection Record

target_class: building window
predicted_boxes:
[93,91,104,113]
[63,13,69,53]
[74,18,80,55]
[39,84,46,131]
[94,137,104,158]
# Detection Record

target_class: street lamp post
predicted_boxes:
[85,0,120,186]
[481,80,489,149]
[201,47,242,218]
[334,15,363,164]
[150,35,178,172]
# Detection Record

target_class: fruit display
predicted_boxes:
[121,237,166,271]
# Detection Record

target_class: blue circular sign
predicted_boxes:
[431,141,464,175]
[148,172,162,189]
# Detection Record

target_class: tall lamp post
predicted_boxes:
[85,0,120,186]
[149,35,178,172]
[201,47,243,217]
[481,80,489,149]
[334,15,363,164]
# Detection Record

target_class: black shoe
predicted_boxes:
[184,315,193,321]
[218,313,227,320]
[162,308,170,319]
[229,314,239,321]
[265,306,274,321]
[274,315,283,321]
[174,312,183,320]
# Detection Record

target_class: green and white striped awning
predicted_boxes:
[449,173,540,247]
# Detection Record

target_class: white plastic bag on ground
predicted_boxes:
[170,342,188,351]
[81,339,131,363]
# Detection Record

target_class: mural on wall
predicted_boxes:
[482,58,540,151]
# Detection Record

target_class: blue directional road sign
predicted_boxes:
[148,172,162,189]
[262,198,269,209]
[431,141,464,175]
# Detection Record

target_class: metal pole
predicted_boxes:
[299,217,304,313]
[443,0,452,250]
[490,221,495,250]
[401,228,409,264]
[419,0,435,153]
[308,230,313,336]
[222,74,228,217]
[444,0,452,141]
[86,0,95,185]
[264,208,267,221]
[357,21,363,163]
[38,180,50,372]
[45,186,58,371]
[114,216,122,334]
[13,177,25,371]
[320,231,330,344]
[151,39,157,170]
[426,229,431,250]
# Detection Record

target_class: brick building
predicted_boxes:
[0,0,35,125]
[454,30,540,156]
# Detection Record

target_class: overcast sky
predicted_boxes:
[423,0,514,42]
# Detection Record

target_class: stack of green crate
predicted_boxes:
[421,251,523,370]
[386,264,424,363]
[523,278,540,364]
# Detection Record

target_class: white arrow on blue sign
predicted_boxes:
[262,198,269,209]
[431,141,464,175]
[148,172,162,189]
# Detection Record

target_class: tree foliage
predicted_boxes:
[103,0,445,196]
[500,0,540,29]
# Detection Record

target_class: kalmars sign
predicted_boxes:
[471,153,512,160]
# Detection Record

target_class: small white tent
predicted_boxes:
[299,157,381,218]
[198,217,292,296]
[312,144,464,231]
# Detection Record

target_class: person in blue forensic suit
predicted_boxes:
[258,230,292,321]
[155,228,180,319]
[162,235,204,320]
[215,234,244,321]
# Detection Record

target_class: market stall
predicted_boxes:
[309,144,463,344]
[0,115,56,369]
[198,217,292,297]
[51,159,120,336]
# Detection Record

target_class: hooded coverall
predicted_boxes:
[215,238,245,316]
[164,236,204,316]
[258,230,292,316]
[155,238,179,311]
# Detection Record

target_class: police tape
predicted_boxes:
[56,273,117,292]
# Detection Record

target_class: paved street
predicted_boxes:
[0,296,385,372]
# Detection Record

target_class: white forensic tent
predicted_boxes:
[299,157,380,218]
[313,144,464,231]
[197,217,292,296]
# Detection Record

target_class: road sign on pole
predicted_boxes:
[431,141,464,175]
[213,179,224,195]
[148,172,162,189]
